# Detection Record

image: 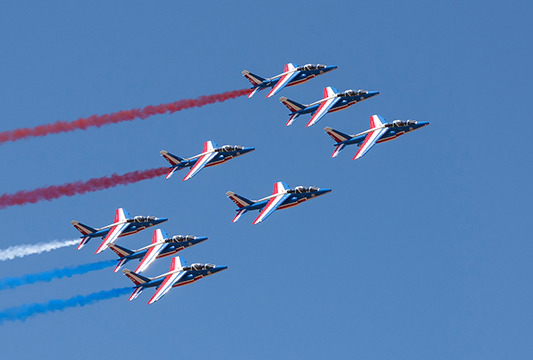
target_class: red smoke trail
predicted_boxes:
[0,167,168,209]
[0,88,250,144]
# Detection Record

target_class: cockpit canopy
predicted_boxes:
[167,235,196,243]
[287,186,320,194]
[339,89,368,97]
[183,263,216,271]
[216,145,244,153]
[298,64,326,71]
[391,120,417,127]
[130,216,157,223]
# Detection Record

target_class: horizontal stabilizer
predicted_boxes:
[76,236,91,250]
[164,167,179,180]
[114,258,129,273]
[285,113,299,126]
[128,287,144,301]
[232,209,247,223]
[247,87,261,98]
[331,143,346,158]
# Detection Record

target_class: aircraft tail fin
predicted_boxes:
[280,97,304,126]
[71,221,97,250]
[160,150,183,165]
[108,244,135,273]
[324,127,352,143]
[160,151,184,179]
[70,221,97,236]
[122,269,151,286]
[226,191,254,208]
[279,96,305,112]
[108,243,134,258]
[242,70,265,86]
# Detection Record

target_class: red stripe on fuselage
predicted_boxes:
[205,157,231,168]
[376,132,404,143]
[277,198,306,210]
[171,276,202,288]
[328,101,356,114]
[286,75,314,87]
[120,228,143,237]
[157,248,183,259]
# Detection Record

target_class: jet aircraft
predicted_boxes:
[279,86,380,127]
[160,141,255,181]
[226,182,331,225]
[324,114,430,160]
[242,63,337,99]
[108,229,207,273]
[122,256,227,304]
[70,208,167,254]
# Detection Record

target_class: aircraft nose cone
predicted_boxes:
[418,121,430,127]
[244,147,256,153]
[157,218,169,224]
[318,188,332,196]
[368,91,380,97]
[326,65,338,72]
[214,265,228,273]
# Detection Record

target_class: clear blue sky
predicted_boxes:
[0,1,531,359]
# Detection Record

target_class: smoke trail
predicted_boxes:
[0,287,131,324]
[0,260,116,290]
[0,239,79,261]
[0,88,250,144]
[0,166,168,209]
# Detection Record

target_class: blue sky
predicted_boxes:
[0,1,531,358]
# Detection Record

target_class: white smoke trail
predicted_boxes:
[0,239,79,261]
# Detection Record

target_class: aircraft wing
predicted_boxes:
[182,141,217,181]
[134,229,168,273]
[94,208,130,254]
[266,63,300,98]
[95,222,129,254]
[352,115,388,160]
[147,257,187,304]
[306,87,340,127]
[147,271,186,304]
[352,128,388,160]
[252,182,291,225]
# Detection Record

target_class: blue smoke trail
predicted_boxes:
[0,287,131,324]
[0,260,116,290]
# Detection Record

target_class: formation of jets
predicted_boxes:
[70,62,428,305]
